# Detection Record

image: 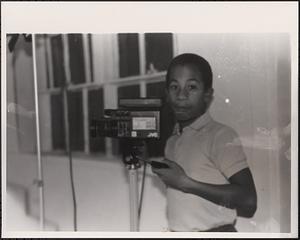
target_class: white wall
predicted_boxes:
[6,38,19,153]
[6,36,36,153]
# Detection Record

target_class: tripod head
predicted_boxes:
[122,140,146,170]
[122,139,169,169]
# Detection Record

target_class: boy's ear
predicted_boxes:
[204,88,214,104]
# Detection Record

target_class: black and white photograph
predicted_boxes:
[1,2,298,238]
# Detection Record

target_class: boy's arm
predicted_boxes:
[152,159,257,218]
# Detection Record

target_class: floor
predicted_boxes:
[5,152,168,232]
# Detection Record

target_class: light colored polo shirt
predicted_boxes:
[165,111,248,231]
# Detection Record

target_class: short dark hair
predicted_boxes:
[166,53,213,90]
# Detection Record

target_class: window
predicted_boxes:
[50,93,65,150]
[118,33,174,77]
[67,91,84,151]
[50,35,66,88]
[51,91,85,151]
[118,33,140,78]
[68,34,86,84]
[88,88,105,152]
[118,85,140,100]
[87,34,94,82]
[145,33,173,73]
[47,34,97,153]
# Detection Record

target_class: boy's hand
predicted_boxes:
[152,158,189,191]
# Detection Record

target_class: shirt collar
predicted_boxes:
[187,111,212,131]
[173,111,212,135]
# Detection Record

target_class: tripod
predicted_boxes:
[121,140,169,231]
[122,140,146,232]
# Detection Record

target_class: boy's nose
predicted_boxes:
[177,88,188,99]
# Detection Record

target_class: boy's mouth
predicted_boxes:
[175,108,188,113]
[173,105,190,112]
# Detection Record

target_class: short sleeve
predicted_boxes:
[211,126,248,178]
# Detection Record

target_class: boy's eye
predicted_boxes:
[169,84,178,91]
[186,84,198,91]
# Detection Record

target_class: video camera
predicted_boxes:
[90,98,162,140]
[90,97,169,169]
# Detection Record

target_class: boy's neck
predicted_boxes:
[178,111,207,130]
[178,118,196,130]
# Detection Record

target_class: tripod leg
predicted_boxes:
[128,168,139,231]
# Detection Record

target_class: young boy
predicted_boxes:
[152,53,257,232]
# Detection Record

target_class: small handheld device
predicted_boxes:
[137,157,169,169]
[150,161,170,169]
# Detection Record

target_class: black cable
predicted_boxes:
[63,86,78,231]
[138,161,147,220]
[67,146,77,231]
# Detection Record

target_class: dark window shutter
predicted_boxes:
[67,91,84,151]
[68,34,86,84]
[145,33,173,73]
[50,93,66,150]
[88,88,105,152]
[118,33,140,77]
[51,35,66,88]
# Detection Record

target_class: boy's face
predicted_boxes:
[166,64,213,123]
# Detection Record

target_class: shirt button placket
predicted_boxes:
[174,134,184,163]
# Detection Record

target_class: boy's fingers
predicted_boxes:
[151,166,167,175]
[163,158,174,164]
[151,161,170,169]
[151,166,161,173]
[163,158,176,166]
[151,165,159,173]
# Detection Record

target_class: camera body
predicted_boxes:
[90,98,162,139]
